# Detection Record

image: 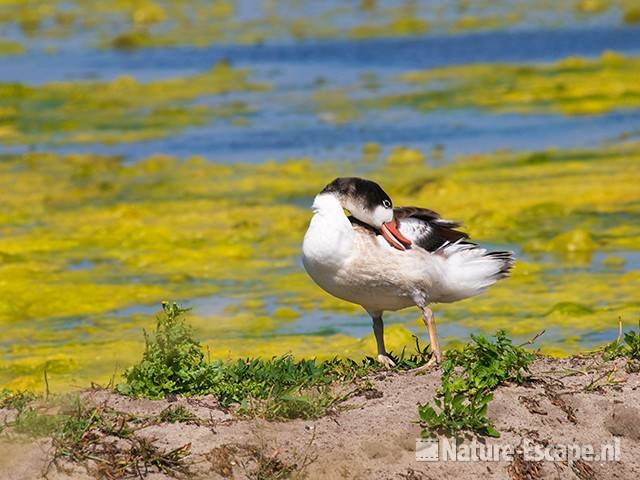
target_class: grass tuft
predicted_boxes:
[156,404,196,424]
[418,330,535,438]
[116,302,431,419]
[49,399,190,478]
[13,407,64,437]
[602,320,640,362]
[0,389,37,410]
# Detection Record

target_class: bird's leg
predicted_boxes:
[422,306,443,365]
[371,313,395,369]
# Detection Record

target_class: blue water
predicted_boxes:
[2,25,640,164]
[5,25,640,84]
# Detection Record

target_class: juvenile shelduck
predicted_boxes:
[302,177,514,367]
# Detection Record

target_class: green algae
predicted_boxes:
[0,38,24,56]
[1,140,640,391]
[623,7,640,24]
[385,147,426,166]
[602,255,626,269]
[449,13,522,33]
[0,0,638,50]
[576,0,609,14]
[0,63,266,146]
[350,17,429,39]
[547,302,595,317]
[313,89,360,125]
[313,52,640,127]
[373,52,640,116]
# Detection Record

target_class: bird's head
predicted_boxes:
[317,177,412,250]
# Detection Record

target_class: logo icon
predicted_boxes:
[416,438,439,461]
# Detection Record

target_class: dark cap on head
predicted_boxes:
[317,177,411,249]
[321,177,392,210]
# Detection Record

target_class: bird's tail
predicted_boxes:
[438,242,515,302]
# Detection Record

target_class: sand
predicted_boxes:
[1,355,639,479]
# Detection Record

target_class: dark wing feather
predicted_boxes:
[394,206,470,252]
[347,216,377,236]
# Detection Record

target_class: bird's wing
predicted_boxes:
[394,206,470,252]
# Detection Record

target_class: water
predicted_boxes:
[5,25,640,84]
[2,21,640,380]
[2,25,640,164]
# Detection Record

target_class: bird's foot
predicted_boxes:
[411,351,442,373]
[377,354,396,369]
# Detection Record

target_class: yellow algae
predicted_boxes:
[450,13,522,32]
[0,38,23,56]
[362,142,381,163]
[272,307,300,321]
[0,0,638,49]
[388,17,429,36]
[602,255,626,269]
[1,338,144,392]
[599,50,626,66]
[0,63,267,146]
[387,144,640,249]
[380,52,640,116]
[538,344,579,358]
[190,311,280,338]
[576,0,609,14]
[624,7,640,24]
[209,1,234,18]
[547,302,595,317]
[385,147,426,166]
[313,89,360,125]
[444,267,640,341]
[524,229,596,255]
[132,2,166,25]
[350,17,429,39]
[0,151,336,323]
[110,30,152,50]
[262,270,363,313]
[1,140,640,390]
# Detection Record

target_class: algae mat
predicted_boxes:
[1,0,639,51]
[1,142,639,391]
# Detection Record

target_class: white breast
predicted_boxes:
[302,194,355,297]
[302,194,428,312]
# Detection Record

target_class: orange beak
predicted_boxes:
[380,219,412,250]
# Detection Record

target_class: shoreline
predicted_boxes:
[1,353,638,479]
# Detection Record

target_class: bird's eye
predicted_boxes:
[382,199,392,209]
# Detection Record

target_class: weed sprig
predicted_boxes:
[419,330,535,438]
[117,302,431,419]
[602,320,640,362]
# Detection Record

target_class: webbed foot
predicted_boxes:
[377,354,396,369]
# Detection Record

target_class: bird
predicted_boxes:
[302,177,514,368]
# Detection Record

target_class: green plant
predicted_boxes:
[0,390,62,437]
[46,398,190,477]
[55,399,113,451]
[0,390,193,477]
[602,320,640,361]
[117,302,431,419]
[242,384,350,420]
[418,330,535,438]
[0,389,37,411]
[12,407,64,437]
[117,301,218,398]
[157,405,196,424]
[625,329,640,359]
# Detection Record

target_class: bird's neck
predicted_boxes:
[310,193,346,217]
[303,194,354,267]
